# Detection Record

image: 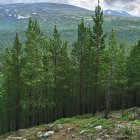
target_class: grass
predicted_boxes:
[131,120,140,125]
[1,108,140,140]
[122,126,133,135]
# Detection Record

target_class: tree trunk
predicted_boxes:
[121,91,125,117]
[105,62,112,119]
[29,89,33,127]
[15,57,20,130]
[93,45,99,115]
[79,42,84,115]
[7,75,11,132]
[133,91,137,120]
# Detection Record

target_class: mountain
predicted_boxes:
[0,108,140,140]
[0,3,140,51]
[104,9,134,17]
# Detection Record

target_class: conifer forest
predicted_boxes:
[0,2,140,135]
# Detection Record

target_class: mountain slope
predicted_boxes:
[0,108,140,140]
[0,3,140,51]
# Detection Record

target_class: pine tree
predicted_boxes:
[127,40,140,97]
[56,41,73,117]
[22,18,45,127]
[0,82,4,134]
[2,46,12,132]
[104,29,117,119]
[92,0,105,114]
[48,26,62,120]
[10,33,22,130]
[0,63,4,134]
[47,26,74,119]
[72,20,87,114]
[42,36,54,123]
[126,40,140,119]
[116,42,126,116]
[1,34,23,132]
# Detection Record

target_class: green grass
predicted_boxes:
[122,126,133,136]
[131,120,140,125]
[0,108,140,140]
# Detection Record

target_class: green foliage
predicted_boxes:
[126,40,140,91]
[71,19,94,114]
[22,18,46,108]
[0,2,140,134]
[93,2,105,50]
[88,118,110,129]
[122,126,133,136]
[131,120,140,125]
[54,117,74,125]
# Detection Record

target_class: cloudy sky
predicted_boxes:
[0,0,139,16]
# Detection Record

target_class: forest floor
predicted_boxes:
[0,108,140,140]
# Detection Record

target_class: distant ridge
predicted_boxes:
[0,2,135,18]
[104,9,135,17]
[0,2,139,48]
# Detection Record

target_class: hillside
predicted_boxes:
[0,2,140,140]
[0,108,140,140]
[0,3,140,50]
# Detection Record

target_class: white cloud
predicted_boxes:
[0,0,140,16]
[104,0,140,16]
[66,0,110,10]
[0,0,110,10]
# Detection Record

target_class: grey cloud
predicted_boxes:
[104,0,140,16]
[105,0,137,4]
[0,0,68,4]
[104,0,136,7]
[0,0,140,16]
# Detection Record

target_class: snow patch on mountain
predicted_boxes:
[5,9,9,12]
[32,12,37,15]
[17,14,30,19]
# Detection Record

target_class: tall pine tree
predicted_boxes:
[11,33,22,130]
[92,0,105,114]
[22,18,45,127]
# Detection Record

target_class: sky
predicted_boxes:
[0,0,140,16]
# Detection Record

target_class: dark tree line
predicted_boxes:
[0,2,140,135]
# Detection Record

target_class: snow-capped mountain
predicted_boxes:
[104,9,134,17]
